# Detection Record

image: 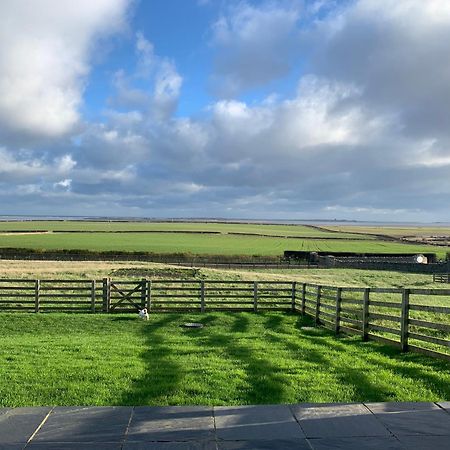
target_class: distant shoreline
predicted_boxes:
[0,216,449,227]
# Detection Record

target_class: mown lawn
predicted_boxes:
[1,312,449,407]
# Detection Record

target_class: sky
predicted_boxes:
[0,0,450,221]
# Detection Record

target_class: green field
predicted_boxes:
[325,225,450,237]
[0,229,447,257]
[0,258,440,287]
[0,220,366,238]
[0,312,449,407]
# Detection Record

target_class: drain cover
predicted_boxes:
[181,322,204,328]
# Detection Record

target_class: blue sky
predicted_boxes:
[84,0,214,119]
[84,0,309,120]
[0,0,450,221]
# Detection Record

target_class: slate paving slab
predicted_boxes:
[126,406,215,442]
[26,443,122,449]
[365,402,450,436]
[396,435,450,450]
[290,403,391,438]
[308,436,404,450]
[214,405,305,441]
[217,439,311,449]
[0,444,24,450]
[0,407,51,445]
[31,406,132,443]
[123,441,217,449]
[437,402,450,413]
[1,403,449,448]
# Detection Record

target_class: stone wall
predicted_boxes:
[318,255,450,273]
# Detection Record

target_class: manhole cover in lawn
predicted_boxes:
[181,322,204,328]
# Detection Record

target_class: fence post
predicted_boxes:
[90,280,96,313]
[362,287,370,341]
[315,285,322,325]
[200,280,205,313]
[334,287,342,335]
[102,277,111,313]
[146,280,152,311]
[140,278,147,308]
[253,282,258,313]
[291,281,296,312]
[34,279,40,313]
[301,283,306,316]
[400,288,410,352]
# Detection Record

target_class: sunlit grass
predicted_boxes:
[1,312,449,407]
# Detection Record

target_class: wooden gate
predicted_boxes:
[105,279,148,312]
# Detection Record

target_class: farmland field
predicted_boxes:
[324,224,450,237]
[0,220,366,238]
[0,259,439,287]
[0,223,448,257]
[0,312,449,407]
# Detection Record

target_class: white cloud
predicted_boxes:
[2,0,450,221]
[110,33,183,120]
[310,0,450,138]
[210,1,301,96]
[0,147,76,183]
[0,0,130,138]
[53,179,72,191]
[153,60,183,120]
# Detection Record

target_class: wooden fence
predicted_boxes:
[433,273,450,283]
[0,278,295,314]
[298,283,450,361]
[0,278,449,361]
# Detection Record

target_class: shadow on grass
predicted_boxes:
[260,316,390,401]
[263,313,285,332]
[119,314,183,405]
[295,323,450,401]
[119,312,450,405]
[231,314,249,333]
[110,317,136,321]
[197,314,287,404]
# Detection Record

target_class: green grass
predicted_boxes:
[245,267,439,288]
[0,220,448,257]
[0,232,447,257]
[0,220,365,238]
[0,312,449,407]
[0,259,442,286]
[325,225,450,237]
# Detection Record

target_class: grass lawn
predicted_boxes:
[1,312,449,407]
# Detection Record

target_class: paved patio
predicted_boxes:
[0,402,449,449]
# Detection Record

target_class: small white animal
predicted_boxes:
[138,308,149,320]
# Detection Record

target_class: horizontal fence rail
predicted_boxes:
[0,278,449,361]
[297,283,450,362]
[0,278,295,314]
[433,273,450,283]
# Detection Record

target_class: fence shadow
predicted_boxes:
[118,312,450,406]
[119,314,183,405]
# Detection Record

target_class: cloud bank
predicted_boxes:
[1,0,450,220]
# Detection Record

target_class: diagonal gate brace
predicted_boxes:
[110,282,144,311]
